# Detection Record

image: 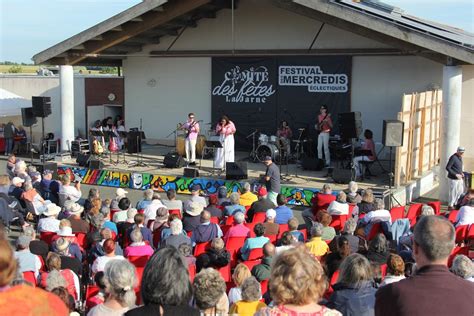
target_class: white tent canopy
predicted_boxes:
[0,88,32,117]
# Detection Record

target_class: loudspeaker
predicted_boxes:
[332,169,353,184]
[302,157,324,171]
[21,108,37,127]
[33,162,58,179]
[127,131,142,154]
[32,96,52,118]
[226,162,248,180]
[76,153,91,167]
[89,159,104,170]
[370,187,391,209]
[382,120,404,147]
[338,112,362,139]
[163,152,185,168]
[184,168,199,178]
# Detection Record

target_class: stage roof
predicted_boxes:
[32,0,474,66]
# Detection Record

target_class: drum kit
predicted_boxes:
[248,131,289,163]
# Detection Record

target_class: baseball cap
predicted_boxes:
[116,188,128,196]
[266,208,276,219]
[457,146,465,153]
[191,184,200,192]
[258,187,268,197]
[12,177,25,186]
[264,156,272,162]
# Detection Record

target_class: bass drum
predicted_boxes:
[256,143,281,162]
[176,135,207,157]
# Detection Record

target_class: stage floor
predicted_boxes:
[59,143,393,191]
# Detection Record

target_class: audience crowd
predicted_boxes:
[0,155,473,316]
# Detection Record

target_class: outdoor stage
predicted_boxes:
[54,143,395,207]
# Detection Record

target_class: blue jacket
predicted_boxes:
[274,205,294,224]
[327,282,377,316]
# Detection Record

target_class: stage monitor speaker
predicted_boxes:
[76,153,91,167]
[33,162,58,179]
[302,157,324,171]
[127,131,142,154]
[32,96,52,118]
[21,108,37,127]
[226,162,248,180]
[382,120,404,147]
[164,152,185,168]
[338,112,362,139]
[332,169,353,184]
[184,168,199,178]
[89,159,104,170]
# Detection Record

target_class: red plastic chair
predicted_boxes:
[247,247,264,261]
[265,234,278,244]
[74,232,87,249]
[389,206,405,222]
[380,264,388,279]
[169,209,182,219]
[216,264,232,282]
[110,209,120,220]
[278,224,289,238]
[186,231,193,238]
[252,212,267,223]
[366,223,383,241]
[225,216,235,226]
[188,264,196,282]
[137,209,145,214]
[243,259,261,271]
[244,205,251,212]
[329,215,348,232]
[22,271,37,286]
[448,246,469,267]
[244,222,257,237]
[467,225,474,240]
[128,255,150,268]
[455,225,469,244]
[85,285,100,310]
[226,236,247,265]
[427,201,441,215]
[448,210,459,224]
[210,217,219,224]
[194,241,212,256]
[324,270,340,299]
[298,229,308,242]
[406,203,423,226]
[348,204,356,217]
[40,231,57,245]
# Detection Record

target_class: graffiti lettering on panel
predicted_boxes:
[57,167,318,206]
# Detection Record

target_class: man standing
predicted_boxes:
[315,105,332,167]
[263,156,280,205]
[375,216,474,315]
[446,146,465,209]
[181,113,200,166]
[3,121,15,156]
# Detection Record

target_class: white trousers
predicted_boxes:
[448,178,464,207]
[215,134,235,169]
[317,132,330,165]
[353,156,371,177]
[185,138,196,163]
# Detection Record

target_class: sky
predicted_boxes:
[0,0,473,63]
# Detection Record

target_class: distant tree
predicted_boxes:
[8,65,22,73]
[99,66,118,74]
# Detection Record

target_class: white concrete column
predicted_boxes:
[439,66,463,202]
[60,65,75,151]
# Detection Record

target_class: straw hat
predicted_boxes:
[43,203,61,217]
[64,200,84,215]
[55,237,71,253]
[57,226,75,237]
[186,201,204,217]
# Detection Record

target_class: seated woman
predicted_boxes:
[39,252,80,300]
[224,192,246,216]
[325,236,352,279]
[88,260,137,316]
[22,181,50,214]
[229,276,266,315]
[240,223,270,261]
[193,268,229,316]
[196,237,230,272]
[319,212,336,242]
[345,181,362,205]
[37,203,61,233]
[276,231,297,255]
[91,238,125,274]
[365,234,391,267]
[327,254,377,316]
[124,228,154,258]
[380,254,406,287]
[228,263,252,306]
[352,129,376,179]
[223,211,250,243]
[256,246,340,315]
[328,191,349,216]
[354,189,376,217]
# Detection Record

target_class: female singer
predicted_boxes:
[276,120,293,154]
[215,115,236,169]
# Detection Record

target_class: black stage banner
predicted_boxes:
[211,56,351,150]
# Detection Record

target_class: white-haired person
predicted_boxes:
[451,254,474,282]
[223,211,250,243]
[14,160,31,182]
[328,191,349,216]
[124,228,154,258]
[262,209,279,236]
[224,192,246,216]
[115,188,128,202]
[136,189,154,210]
[346,181,362,204]
[229,276,266,315]
[193,268,229,316]
[21,181,51,214]
[88,259,137,316]
[160,218,192,249]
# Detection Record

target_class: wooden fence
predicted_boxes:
[394,90,442,186]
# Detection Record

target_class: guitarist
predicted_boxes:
[180,113,200,166]
[315,105,333,167]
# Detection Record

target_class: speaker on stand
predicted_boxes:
[382,120,404,208]
[32,96,52,164]
[21,108,38,164]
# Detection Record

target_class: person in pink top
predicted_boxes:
[316,105,333,167]
[353,129,376,179]
[124,228,154,258]
[215,115,236,169]
[223,211,250,243]
[180,113,200,166]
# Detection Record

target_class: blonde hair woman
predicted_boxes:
[228,263,252,305]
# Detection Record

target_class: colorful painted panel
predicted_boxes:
[57,166,319,206]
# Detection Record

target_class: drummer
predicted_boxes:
[276,120,292,154]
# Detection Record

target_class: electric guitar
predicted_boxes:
[315,113,331,133]
[180,121,197,138]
